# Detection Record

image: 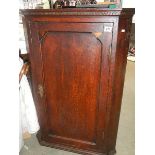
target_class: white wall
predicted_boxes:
[122,0,135,8]
[122,0,135,23]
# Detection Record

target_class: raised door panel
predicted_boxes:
[42,32,100,143]
[29,22,113,152]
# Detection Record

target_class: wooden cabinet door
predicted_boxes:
[29,21,113,153]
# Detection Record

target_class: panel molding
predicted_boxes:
[49,134,96,146]
[39,30,103,145]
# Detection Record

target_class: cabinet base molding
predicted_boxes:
[37,131,115,155]
[107,150,116,155]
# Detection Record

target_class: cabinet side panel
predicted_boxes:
[107,17,133,151]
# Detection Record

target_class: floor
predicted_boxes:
[20,61,135,155]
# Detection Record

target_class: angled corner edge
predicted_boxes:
[92,32,103,39]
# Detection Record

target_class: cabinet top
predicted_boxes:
[20,8,134,17]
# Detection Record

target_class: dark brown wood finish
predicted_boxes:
[20,8,134,155]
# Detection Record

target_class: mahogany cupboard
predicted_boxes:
[20,8,134,155]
